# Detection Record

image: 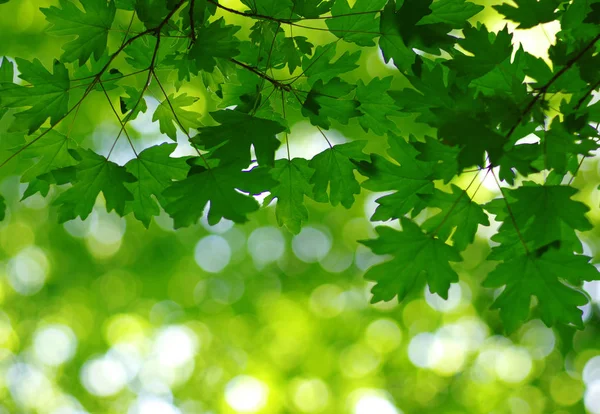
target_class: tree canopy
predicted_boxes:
[0,0,600,337]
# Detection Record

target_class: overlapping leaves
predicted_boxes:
[0,0,599,334]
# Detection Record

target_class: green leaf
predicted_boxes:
[189,18,241,72]
[41,0,116,65]
[378,0,414,72]
[484,249,599,332]
[497,184,593,251]
[54,149,136,222]
[494,0,561,29]
[0,57,14,121]
[125,143,190,228]
[543,119,597,174]
[379,0,453,72]
[241,0,294,19]
[0,59,70,134]
[361,217,462,302]
[325,0,387,46]
[355,76,399,135]
[115,0,135,10]
[120,86,147,121]
[152,93,201,141]
[265,158,315,234]
[192,110,285,167]
[420,185,490,251]
[412,136,460,183]
[300,43,360,85]
[124,36,158,70]
[293,0,333,18]
[280,36,313,74]
[135,0,170,28]
[419,0,484,26]
[446,25,513,80]
[309,141,369,208]
[436,114,507,169]
[359,135,434,221]
[20,130,79,198]
[301,78,360,129]
[163,163,275,228]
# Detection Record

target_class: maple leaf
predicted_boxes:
[241,0,294,19]
[436,114,507,169]
[54,149,136,222]
[124,36,158,70]
[189,18,241,72]
[494,0,561,29]
[378,0,416,72]
[120,86,148,121]
[412,136,460,183]
[361,217,462,302]
[0,58,69,134]
[301,78,360,129]
[125,143,190,228]
[379,0,454,72]
[420,185,490,251]
[309,141,369,208]
[72,55,123,91]
[293,0,333,18]
[163,163,275,228]
[326,0,387,46]
[446,25,513,80]
[20,130,79,199]
[300,43,360,85]
[419,0,484,26]
[135,0,170,28]
[497,183,593,251]
[41,0,116,65]
[280,36,313,74]
[152,93,201,141]
[355,76,399,135]
[192,110,285,167]
[359,135,434,221]
[265,158,315,234]
[497,143,541,185]
[543,119,597,174]
[484,249,599,333]
[0,57,14,121]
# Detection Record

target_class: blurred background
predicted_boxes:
[1,0,600,413]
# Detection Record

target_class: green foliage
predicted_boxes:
[1,0,600,333]
[54,149,136,221]
[361,217,462,302]
[41,0,116,65]
[484,248,598,333]
[0,58,70,134]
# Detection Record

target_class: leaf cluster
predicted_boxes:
[1,0,600,332]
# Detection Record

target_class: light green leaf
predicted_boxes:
[0,59,70,134]
[153,93,201,141]
[361,217,462,302]
[484,249,599,332]
[125,143,190,228]
[54,149,136,221]
[309,140,369,208]
[41,0,116,65]
[355,76,399,135]
[266,157,315,234]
